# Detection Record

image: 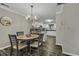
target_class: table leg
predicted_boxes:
[26,40,31,55]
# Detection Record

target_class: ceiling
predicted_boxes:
[0,3,57,23]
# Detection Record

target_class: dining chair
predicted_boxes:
[8,34,27,56]
[16,31,24,36]
[16,31,25,43]
[30,33,44,55]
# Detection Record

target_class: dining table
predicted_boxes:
[17,34,39,55]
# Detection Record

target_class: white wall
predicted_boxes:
[56,11,64,45]
[56,4,64,45]
[0,7,32,49]
[57,3,79,55]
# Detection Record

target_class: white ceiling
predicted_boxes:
[1,3,57,23]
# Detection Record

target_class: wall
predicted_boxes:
[56,12,64,45]
[57,3,79,55]
[0,7,32,49]
[56,4,64,45]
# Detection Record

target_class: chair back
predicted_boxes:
[16,31,24,36]
[38,33,44,43]
[8,34,18,48]
[37,33,44,46]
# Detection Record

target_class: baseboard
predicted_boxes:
[63,51,79,56]
[0,45,10,50]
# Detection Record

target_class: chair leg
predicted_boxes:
[25,48,28,55]
[16,49,19,56]
[10,47,13,56]
[38,48,40,56]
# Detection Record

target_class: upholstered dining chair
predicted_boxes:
[16,31,25,43]
[30,33,44,55]
[16,31,24,36]
[8,34,27,56]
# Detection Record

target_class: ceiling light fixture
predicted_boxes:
[25,5,38,21]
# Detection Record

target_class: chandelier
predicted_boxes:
[25,5,37,21]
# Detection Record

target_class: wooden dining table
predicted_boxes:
[17,34,39,40]
[17,34,39,55]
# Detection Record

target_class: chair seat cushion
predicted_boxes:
[30,41,41,47]
[13,44,27,50]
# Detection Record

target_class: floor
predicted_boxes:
[0,42,67,56]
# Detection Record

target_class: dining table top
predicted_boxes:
[17,34,39,40]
